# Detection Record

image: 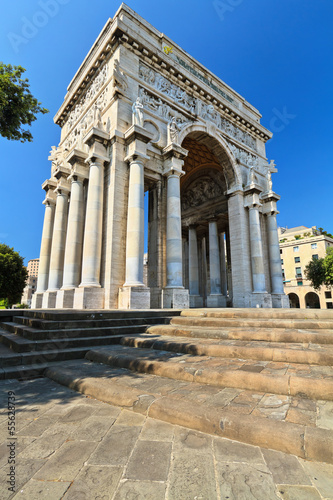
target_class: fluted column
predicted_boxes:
[62,174,85,288]
[165,170,183,288]
[48,187,70,291]
[123,157,145,286]
[36,197,55,292]
[220,232,228,296]
[267,212,284,294]
[208,220,222,294]
[188,227,199,295]
[80,155,105,287]
[248,205,266,293]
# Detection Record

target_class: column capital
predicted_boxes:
[42,179,57,192]
[85,153,110,166]
[163,144,187,177]
[54,165,71,180]
[66,148,88,166]
[162,143,188,161]
[55,176,71,195]
[124,152,149,165]
[83,127,110,147]
[124,125,154,160]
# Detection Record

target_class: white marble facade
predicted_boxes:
[32,4,289,310]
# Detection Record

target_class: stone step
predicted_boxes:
[180,308,333,320]
[13,315,172,330]
[0,328,133,353]
[120,334,333,366]
[22,309,181,321]
[44,359,333,464]
[171,315,333,330]
[0,322,148,340]
[85,345,333,401]
[147,324,333,344]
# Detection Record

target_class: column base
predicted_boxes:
[189,294,204,308]
[248,292,272,308]
[207,294,227,308]
[56,289,75,309]
[118,286,150,309]
[271,293,290,308]
[74,287,105,309]
[150,288,162,309]
[162,288,189,309]
[42,291,57,309]
[31,292,43,309]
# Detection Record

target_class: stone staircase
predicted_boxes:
[0,309,180,379]
[44,308,333,464]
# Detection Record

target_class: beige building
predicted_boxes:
[32,4,288,310]
[278,226,333,309]
[21,259,39,306]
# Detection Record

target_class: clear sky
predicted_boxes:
[1,0,332,264]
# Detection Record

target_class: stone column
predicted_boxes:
[262,192,290,308]
[32,186,56,308]
[188,226,203,307]
[220,232,228,297]
[118,124,153,309]
[74,128,109,309]
[123,157,145,286]
[162,143,189,308]
[42,178,70,308]
[57,151,88,308]
[207,220,226,307]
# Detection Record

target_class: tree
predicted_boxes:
[0,62,48,142]
[0,244,28,307]
[305,247,333,290]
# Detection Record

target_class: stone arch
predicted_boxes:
[305,292,321,309]
[288,293,300,308]
[179,122,241,189]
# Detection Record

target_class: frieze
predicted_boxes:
[139,62,257,151]
[138,87,193,130]
[182,177,223,211]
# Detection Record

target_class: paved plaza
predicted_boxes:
[1,376,333,500]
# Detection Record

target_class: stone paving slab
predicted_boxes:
[0,377,332,499]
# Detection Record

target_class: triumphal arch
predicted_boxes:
[32,4,289,310]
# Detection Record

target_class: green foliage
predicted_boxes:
[305,247,333,290]
[294,235,302,240]
[0,244,28,307]
[0,62,48,142]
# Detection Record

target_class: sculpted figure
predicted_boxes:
[113,59,128,92]
[132,97,144,127]
[167,116,180,144]
[94,104,103,129]
[267,170,273,192]
[248,166,255,185]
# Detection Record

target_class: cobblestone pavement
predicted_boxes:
[1,377,333,500]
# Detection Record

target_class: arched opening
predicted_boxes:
[305,292,321,309]
[179,130,238,307]
[288,293,300,308]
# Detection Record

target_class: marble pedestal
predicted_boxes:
[189,295,204,308]
[150,288,162,309]
[271,293,290,309]
[248,292,272,309]
[207,294,227,308]
[56,289,75,309]
[31,293,43,309]
[162,288,189,309]
[118,287,150,309]
[74,287,104,309]
[42,291,57,309]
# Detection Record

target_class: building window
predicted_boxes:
[312,254,319,260]
[311,243,317,249]
[327,302,333,309]
[282,270,285,280]
[280,249,283,254]
[295,267,302,278]
[281,259,284,265]
[294,257,300,263]
[293,246,299,252]
[297,281,303,286]
[325,291,332,299]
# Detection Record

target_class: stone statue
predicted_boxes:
[132,97,144,127]
[167,117,180,144]
[267,170,273,192]
[113,59,128,93]
[93,104,103,129]
[248,166,255,185]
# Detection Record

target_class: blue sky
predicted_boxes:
[1,0,332,264]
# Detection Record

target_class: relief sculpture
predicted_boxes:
[182,177,223,211]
